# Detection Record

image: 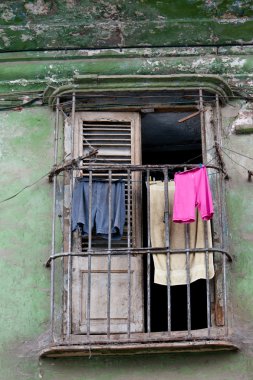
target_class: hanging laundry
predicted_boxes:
[173,166,213,223]
[72,178,125,240]
[150,181,214,286]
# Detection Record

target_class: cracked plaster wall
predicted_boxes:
[1,94,253,380]
[1,1,253,50]
[1,47,253,100]
[1,1,253,380]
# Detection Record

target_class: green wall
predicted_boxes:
[0,107,53,379]
[0,0,253,50]
[1,1,253,378]
[1,96,253,380]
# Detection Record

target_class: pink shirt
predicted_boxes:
[173,166,214,223]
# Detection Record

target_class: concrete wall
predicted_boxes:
[0,0,253,50]
[0,106,54,379]
[1,1,253,379]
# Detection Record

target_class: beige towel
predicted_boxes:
[150,181,215,286]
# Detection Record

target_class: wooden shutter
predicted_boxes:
[74,111,140,164]
[74,112,141,248]
[71,112,144,335]
[82,120,131,165]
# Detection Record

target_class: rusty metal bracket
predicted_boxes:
[48,149,98,182]
[214,142,229,180]
[178,110,207,123]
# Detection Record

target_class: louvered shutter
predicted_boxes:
[71,112,144,335]
[82,120,129,248]
[83,120,132,166]
[74,111,141,163]
[74,112,141,248]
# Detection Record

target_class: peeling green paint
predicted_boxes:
[1,90,253,380]
[235,127,253,134]
[1,48,253,97]
[1,1,253,379]
[1,1,253,51]
[0,107,56,347]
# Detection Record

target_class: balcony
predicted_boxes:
[42,164,238,357]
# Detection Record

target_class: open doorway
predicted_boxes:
[141,110,208,332]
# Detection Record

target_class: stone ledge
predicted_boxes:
[40,340,239,358]
[235,124,253,134]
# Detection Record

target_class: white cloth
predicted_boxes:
[150,181,215,286]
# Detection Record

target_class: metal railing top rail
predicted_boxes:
[45,247,232,267]
[76,163,224,173]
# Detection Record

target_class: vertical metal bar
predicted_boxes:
[146,169,151,334]
[183,166,191,337]
[216,94,222,147]
[107,170,112,339]
[223,253,228,336]
[163,169,171,335]
[66,92,76,338]
[127,169,131,338]
[220,171,229,334]
[185,224,191,337]
[87,169,93,338]
[200,89,211,335]
[215,172,223,244]
[50,96,60,340]
[204,221,211,337]
[199,89,207,162]
[221,173,228,251]
[214,170,226,330]
[54,97,60,164]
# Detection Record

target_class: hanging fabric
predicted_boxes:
[150,181,214,286]
[173,166,214,223]
[72,178,125,240]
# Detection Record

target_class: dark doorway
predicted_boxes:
[141,111,208,331]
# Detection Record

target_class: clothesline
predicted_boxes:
[82,147,215,167]
[0,163,222,205]
[76,171,219,183]
[222,146,253,162]
[220,147,251,172]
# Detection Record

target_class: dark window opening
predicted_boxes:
[141,111,208,332]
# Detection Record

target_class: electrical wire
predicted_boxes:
[1,98,253,204]
[0,92,253,112]
[0,96,43,112]
[0,172,50,205]
[180,147,214,165]
[222,146,253,162]
[220,147,250,172]
[1,96,253,113]
[1,94,253,114]
[0,148,216,205]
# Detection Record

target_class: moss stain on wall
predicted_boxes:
[1,1,253,379]
[0,1,253,50]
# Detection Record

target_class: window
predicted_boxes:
[43,85,237,357]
